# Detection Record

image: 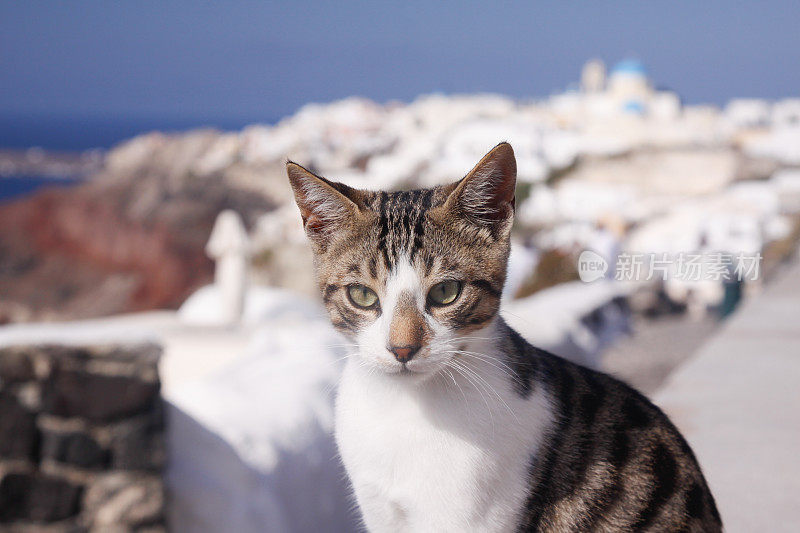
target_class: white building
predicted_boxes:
[554,59,682,121]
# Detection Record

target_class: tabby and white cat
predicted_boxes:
[286,143,721,532]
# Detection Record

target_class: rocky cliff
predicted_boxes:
[0,130,276,322]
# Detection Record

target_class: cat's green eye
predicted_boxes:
[428,280,462,306]
[347,284,379,309]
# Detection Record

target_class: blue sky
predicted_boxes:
[1,1,799,123]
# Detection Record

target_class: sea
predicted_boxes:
[0,176,82,203]
[0,112,277,202]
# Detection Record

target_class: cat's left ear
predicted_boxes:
[445,142,516,231]
[286,162,362,248]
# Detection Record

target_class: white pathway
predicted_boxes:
[655,261,800,532]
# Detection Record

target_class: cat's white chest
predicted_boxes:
[335,361,554,533]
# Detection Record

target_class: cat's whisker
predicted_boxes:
[497,309,540,331]
[438,364,484,435]
[457,361,504,434]
[442,349,518,383]
[321,351,361,394]
[443,349,516,374]
[446,358,496,433]
[320,343,361,351]
[445,366,484,433]
[449,358,501,403]
[326,353,357,366]
[443,361,488,433]
[451,334,502,343]
[441,366,469,414]
[448,353,519,424]
[442,353,516,385]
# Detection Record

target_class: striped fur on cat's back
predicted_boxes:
[506,326,721,530]
[287,143,721,532]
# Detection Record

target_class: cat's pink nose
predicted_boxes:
[389,344,420,364]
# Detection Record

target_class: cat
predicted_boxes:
[286,143,721,532]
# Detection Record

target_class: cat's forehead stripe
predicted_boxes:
[375,188,435,271]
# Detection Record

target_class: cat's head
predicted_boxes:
[287,142,516,381]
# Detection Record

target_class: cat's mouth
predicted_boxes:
[398,364,416,376]
[386,362,418,376]
[374,359,434,379]
[384,359,443,381]
[385,364,437,384]
[360,349,443,379]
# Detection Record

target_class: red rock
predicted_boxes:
[0,154,273,321]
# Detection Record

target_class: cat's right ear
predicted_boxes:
[286,162,359,246]
[444,142,517,231]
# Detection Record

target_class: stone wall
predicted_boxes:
[0,344,165,531]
